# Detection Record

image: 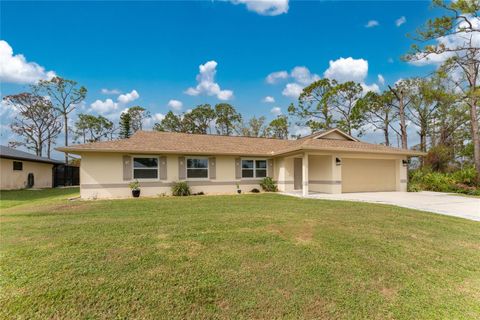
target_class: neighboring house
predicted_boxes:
[57,128,424,199]
[0,146,63,190]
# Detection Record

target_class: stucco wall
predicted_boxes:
[80,153,268,199]
[0,158,53,190]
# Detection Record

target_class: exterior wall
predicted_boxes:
[275,152,407,194]
[308,155,341,193]
[80,153,268,199]
[275,156,295,192]
[79,150,410,199]
[0,158,53,190]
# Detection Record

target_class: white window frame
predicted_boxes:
[131,155,160,181]
[241,158,267,179]
[186,157,209,180]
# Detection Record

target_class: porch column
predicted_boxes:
[302,152,309,196]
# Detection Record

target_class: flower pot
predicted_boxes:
[132,189,141,198]
[237,189,241,194]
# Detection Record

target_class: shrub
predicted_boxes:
[408,167,479,195]
[450,167,478,187]
[171,181,191,196]
[260,177,277,192]
[129,180,140,190]
[424,145,453,173]
[250,188,260,193]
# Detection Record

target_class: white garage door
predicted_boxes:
[342,158,396,193]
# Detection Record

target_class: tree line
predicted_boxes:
[2,0,479,181]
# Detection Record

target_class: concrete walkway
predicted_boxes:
[282,191,480,222]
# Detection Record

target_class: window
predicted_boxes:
[241,159,267,178]
[186,158,208,179]
[13,161,23,171]
[133,157,158,179]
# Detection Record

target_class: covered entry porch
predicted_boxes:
[274,152,408,196]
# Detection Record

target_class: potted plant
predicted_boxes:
[129,180,141,198]
[236,183,241,194]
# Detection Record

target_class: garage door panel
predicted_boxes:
[342,158,396,193]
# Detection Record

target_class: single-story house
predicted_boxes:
[0,145,63,190]
[57,128,424,199]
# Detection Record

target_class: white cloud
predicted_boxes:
[365,20,379,28]
[153,113,165,122]
[377,74,385,86]
[117,90,140,104]
[90,99,118,115]
[101,88,121,95]
[291,124,311,137]
[282,83,303,98]
[263,96,275,103]
[167,99,183,111]
[324,57,368,83]
[276,66,320,99]
[185,60,233,100]
[266,70,288,84]
[361,83,380,94]
[409,16,480,67]
[270,106,282,115]
[290,66,320,85]
[395,16,406,27]
[229,0,289,16]
[89,89,140,115]
[0,40,55,84]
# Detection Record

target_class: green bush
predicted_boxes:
[171,181,191,196]
[408,167,479,195]
[260,177,277,192]
[450,167,478,187]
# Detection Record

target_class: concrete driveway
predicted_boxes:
[282,191,480,222]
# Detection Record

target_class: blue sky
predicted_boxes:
[1,0,438,157]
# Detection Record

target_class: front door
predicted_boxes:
[294,158,302,190]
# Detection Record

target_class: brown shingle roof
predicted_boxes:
[57,130,425,156]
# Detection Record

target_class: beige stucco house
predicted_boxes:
[0,145,63,190]
[58,129,424,199]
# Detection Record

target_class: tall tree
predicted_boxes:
[356,91,399,146]
[3,93,61,157]
[267,115,289,139]
[119,112,132,139]
[388,79,417,149]
[404,0,480,180]
[153,111,184,132]
[182,104,216,134]
[128,106,150,133]
[288,79,334,131]
[74,114,114,143]
[328,81,365,136]
[237,116,268,137]
[36,77,87,163]
[215,103,242,136]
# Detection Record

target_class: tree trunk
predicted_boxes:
[420,129,426,152]
[384,128,390,146]
[64,114,68,164]
[469,101,480,182]
[37,134,43,157]
[398,94,408,149]
[47,137,51,159]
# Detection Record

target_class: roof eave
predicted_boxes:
[273,146,426,157]
[56,147,275,157]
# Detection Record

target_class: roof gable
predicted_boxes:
[309,129,358,142]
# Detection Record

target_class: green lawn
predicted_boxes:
[1,189,479,319]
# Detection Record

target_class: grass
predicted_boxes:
[1,188,479,319]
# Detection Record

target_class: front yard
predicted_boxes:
[1,188,479,319]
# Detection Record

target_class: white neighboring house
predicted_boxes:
[0,146,63,190]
